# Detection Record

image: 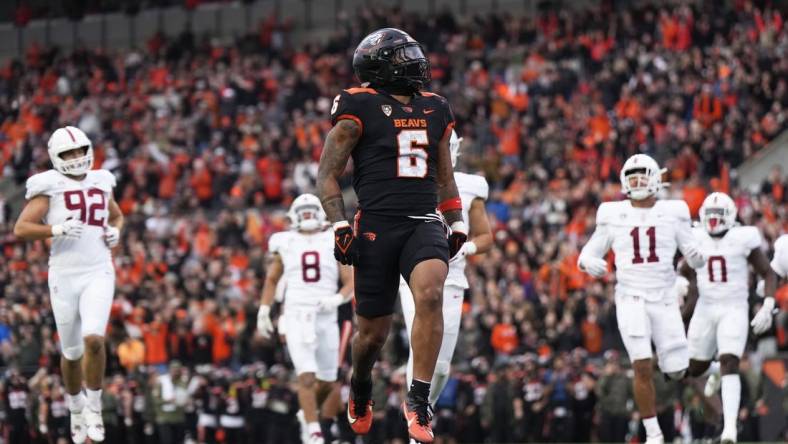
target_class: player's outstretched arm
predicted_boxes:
[338,264,354,301]
[260,253,284,308]
[467,198,493,254]
[749,247,778,334]
[749,248,777,301]
[258,252,284,339]
[14,196,55,240]
[317,119,361,223]
[577,223,611,277]
[435,130,462,226]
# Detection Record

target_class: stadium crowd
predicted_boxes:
[1,1,787,443]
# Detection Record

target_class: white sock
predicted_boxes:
[66,391,86,413]
[703,361,720,377]
[428,371,450,406]
[643,416,662,438]
[721,374,741,434]
[86,388,102,412]
[307,422,321,435]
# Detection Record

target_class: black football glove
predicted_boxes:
[447,221,468,260]
[333,221,358,265]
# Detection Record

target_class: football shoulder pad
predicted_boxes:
[25,170,60,199]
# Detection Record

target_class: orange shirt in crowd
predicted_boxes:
[491,322,518,355]
[142,322,168,365]
[118,338,145,372]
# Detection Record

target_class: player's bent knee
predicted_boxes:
[413,284,443,311]
[358,328,388,348]
[61,344,85,361]
[687,359,710,377]
[83,335,105,354]
[632,359,653,379]
[298,373,317,389]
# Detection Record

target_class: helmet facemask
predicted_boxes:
[55,145,93,176]
[294,205,321,232]
[622,167,660,200]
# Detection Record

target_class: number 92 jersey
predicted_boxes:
[692,225,762,301]
[25,169,116,269]
[331,87,455,216]
[268,229,338,309]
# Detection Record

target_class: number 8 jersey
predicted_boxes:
[268,229,338,309]
[25,169,116,268]
[585,199,699,298]
[330,87,455,216]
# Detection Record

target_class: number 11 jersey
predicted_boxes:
[25,169,116,269]
[592,199,698,297]
[330,87,455,216]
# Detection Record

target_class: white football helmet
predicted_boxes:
[699,192,737,235]
[48,126,93,176]
[287,193,326,232]
[449,129,463,168]
[620,154,662,200]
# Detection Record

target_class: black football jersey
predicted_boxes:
[330,87,455,216]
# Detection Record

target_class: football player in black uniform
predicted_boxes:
[317,28,466,443]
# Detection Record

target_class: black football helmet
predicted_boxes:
[352,28,430,95]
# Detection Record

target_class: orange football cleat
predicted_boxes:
[347,396,373,435]
[402,401,434,443]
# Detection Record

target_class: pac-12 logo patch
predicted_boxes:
[381,105,392,116]
[363,232,377,241]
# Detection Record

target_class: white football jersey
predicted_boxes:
[25,169,116,269]
[581,199,699,298]
[445,172,489,288]
[771,234,788,278]
[268,229,338,308]
[692,225,761,301]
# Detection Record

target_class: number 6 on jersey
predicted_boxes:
[397,130,428,178]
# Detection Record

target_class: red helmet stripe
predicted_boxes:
[64,127,76,142]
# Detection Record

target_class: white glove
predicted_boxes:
[104,226,120,248]
[683,246,707,269]
[317,293,347,312]
[578,256,608,277]
[673,276,690,299]
[257,305,274,339]
[449,241,478,263]
[750,297,775,335]
[51,219,84,239]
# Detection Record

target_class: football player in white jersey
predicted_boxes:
[772,234,788,281]
[399,130,492,411]
[14,126,122,443]
[676,192,777,444]
[256,194,353,444]
[577,154,706,444]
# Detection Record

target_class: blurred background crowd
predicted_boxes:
[0,0,787,443]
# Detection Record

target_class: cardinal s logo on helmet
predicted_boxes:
[699,192,737,235]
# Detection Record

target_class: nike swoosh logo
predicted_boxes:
[347,412,357,424]
[407,417,416,427]
[424,109,435,114]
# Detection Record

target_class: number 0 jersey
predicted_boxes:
[691,225,761,302]
[581,199,700,298]
[268,229,338,309]
[25,169,116,269]
[330,87,455,216]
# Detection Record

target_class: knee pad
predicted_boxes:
[435,360,451,376]
[665,369,687,380]
[61,344,84,361]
